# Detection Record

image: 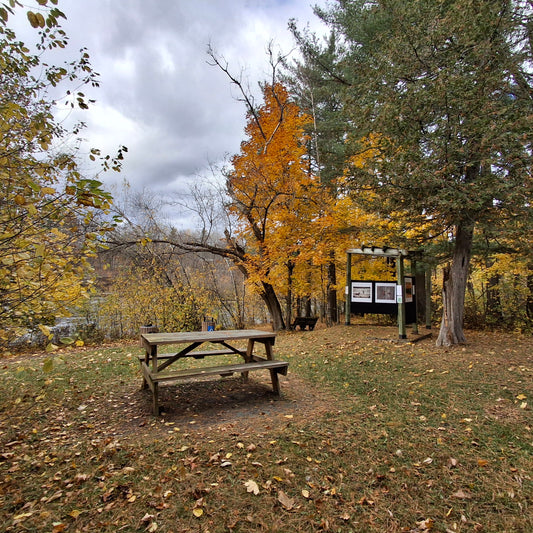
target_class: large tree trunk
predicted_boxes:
[260,281,286,331]
[436,223,474,346]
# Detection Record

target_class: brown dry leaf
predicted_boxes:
[52,523,66,533]
[358,496,375,506]
[417,518,435,530]
[277,490,295,510]
[452,489,473,499]
[447,458,458,469]
[477,459,489,467]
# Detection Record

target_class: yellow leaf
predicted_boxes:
[69,510,81,519]
[192,508,203,518]
[13,512,33,521]
[38,324,52,338]
[477,459,489,467]
[516,394,527,400]
[42,358,54,373]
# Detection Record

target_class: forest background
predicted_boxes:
[1,0,532,353]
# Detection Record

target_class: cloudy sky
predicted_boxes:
[15,0,330,225]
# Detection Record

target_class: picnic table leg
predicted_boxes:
[264,340,281,395]
[241,339,254,381]
[152,382,159,416]
[149,345,160,415]
[269,369,281,395]
[141,346,150,390]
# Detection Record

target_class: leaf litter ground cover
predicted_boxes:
[0,325,531,532]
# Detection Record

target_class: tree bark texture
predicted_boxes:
[260,281,286,331]
[436,223,474,346]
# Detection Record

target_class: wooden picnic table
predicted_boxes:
[139,329,289,415]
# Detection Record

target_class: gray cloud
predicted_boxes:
[45,1,328,199]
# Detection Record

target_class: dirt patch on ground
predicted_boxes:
[91,371,337,441]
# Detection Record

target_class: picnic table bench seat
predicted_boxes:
[291,316,318,331]
[141,358,288,384]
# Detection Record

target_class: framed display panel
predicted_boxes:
[351,281,373,303]
[349,279,417,323]
[375,282,397,304]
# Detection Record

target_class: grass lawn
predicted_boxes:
[0,325,531,532]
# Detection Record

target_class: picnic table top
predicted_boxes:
[141,329,276,347]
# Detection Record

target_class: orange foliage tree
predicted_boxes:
[225,82,322,330]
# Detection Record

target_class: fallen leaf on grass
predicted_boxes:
[13,512,33,523]
[516,394,527,400]
[277,490,295,510]
[447,458,458,469]
[192,508,203,518]
[452,489,472,499]
[301,489,310,499]
[244,480,260,495]
[416,517,434,530]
